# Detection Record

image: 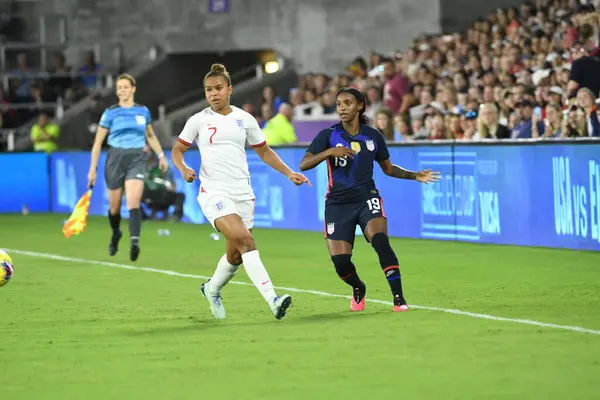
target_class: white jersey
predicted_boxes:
[177,106,266,199]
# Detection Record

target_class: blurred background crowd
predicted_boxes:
[1,0,600,154]
[245,0,600,143]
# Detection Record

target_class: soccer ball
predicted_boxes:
[0,249,14,287]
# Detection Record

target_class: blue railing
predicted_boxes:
[1,141,599,251]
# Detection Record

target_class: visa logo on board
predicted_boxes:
[552,157,600,242]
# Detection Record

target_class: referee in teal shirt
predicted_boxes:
[88,73,168,261]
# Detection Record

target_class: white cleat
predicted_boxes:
[200,280,226,320]
[271,294,292,320]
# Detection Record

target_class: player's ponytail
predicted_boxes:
[336,87,370,125]
[204,63,232,86]
[358,105,369,125]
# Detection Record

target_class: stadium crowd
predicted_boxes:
[254,0,600,142]
[0,50,102,129]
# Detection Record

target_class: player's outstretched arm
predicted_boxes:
[254,144,311,186]
[171,141,196,183]
[377,159,441,184]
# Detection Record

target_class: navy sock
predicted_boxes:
[331,254,364,290]
[371,233,404,299]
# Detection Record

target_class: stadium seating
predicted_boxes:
[275,0,600,142]
[0,4,123,151]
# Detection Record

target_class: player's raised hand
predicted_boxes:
[181,167,197,183]
[289,172,312,187]
[416,169,441,184]
[329,146,356,159]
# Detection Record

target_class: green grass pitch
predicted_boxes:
[1,214,600,399]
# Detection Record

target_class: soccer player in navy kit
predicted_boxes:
[300,88,439,312]
[87,74,168,261]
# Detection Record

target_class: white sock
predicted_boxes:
[241,250,277,304]
[210,254,240,292]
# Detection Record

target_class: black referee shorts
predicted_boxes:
[104,147,148,190]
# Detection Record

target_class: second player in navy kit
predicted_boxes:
[300,88,440,312]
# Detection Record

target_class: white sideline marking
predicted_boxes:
[6,248,600,336]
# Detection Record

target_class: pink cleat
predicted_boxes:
[393,295,409,312]
[351,296,366,311]
[350,284,366,311]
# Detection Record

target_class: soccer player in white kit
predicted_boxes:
[171,64,311,320]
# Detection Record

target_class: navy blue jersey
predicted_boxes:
[306,123,390,203]
[99,103,151,149]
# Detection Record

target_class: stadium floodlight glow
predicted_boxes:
[265,61,280,74]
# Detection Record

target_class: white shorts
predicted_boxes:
[197,193,255,231]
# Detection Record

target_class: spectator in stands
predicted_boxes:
[562,105,587,137]
[447,113,464,139]
[440,85,462,115]
[47,52,73,101]
[319,92,336,115]
[462,110,478,139]
[29,83,55,117]
[535,103,563,138]
[262,86,283,114]
[261,103,297,146]
[30,111,60,153]
[393,113,413,142]
[79,51,102,90]
[409,88,433,121]
[474,103,510,139]
[258,102,274,129]
[10,53,35,102]
[429,113,447,140]
[289,88,305,117]
[374,108,395,141]
[347,57,369,83]
[411,116,427,139]
[365,86,383,121]
[548,86,564,106]
[288,0,600,142]
[567,44,600,98]
[512,99,545,138]
[576,87,600,136]
[382,58,409,114]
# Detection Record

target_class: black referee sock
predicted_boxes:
[129,208,141,245]
[108,212,121,234]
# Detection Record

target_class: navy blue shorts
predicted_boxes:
[324,195,386,245]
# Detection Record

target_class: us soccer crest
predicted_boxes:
[351,142,361,153]
[327,222,335,234]
[365,140,375,151]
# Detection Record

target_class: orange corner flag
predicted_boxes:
[62,189,93,239]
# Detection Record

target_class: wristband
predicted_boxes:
[157,152,165,159]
